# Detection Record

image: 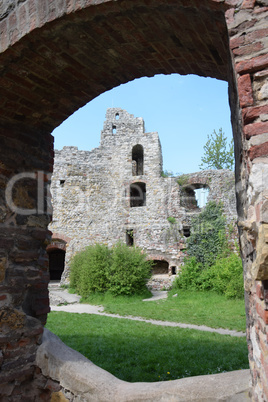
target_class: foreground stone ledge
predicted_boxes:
[37,329,251,402]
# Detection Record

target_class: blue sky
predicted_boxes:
[52,73,232,174]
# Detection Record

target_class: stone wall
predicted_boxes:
[49,108,237,287]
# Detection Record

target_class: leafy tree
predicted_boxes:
[187,201,226,267]
[199,128,234,170]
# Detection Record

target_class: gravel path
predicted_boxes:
[49,286,245,338]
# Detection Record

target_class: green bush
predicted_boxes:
[70,244,111,297]
[174,252,244,299]
[173,257,203,291]
[108,242,152,296]
[187,201,226,266]
[207,252,244,298]
[70,242,152,297]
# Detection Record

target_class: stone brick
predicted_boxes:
[233,41,263,57]
[229,36,244,50]
[256,282,264,300]
[253,6,268,13]
[256,301,268,324]
[249,142,268,160]
[247,28,268,44]
[238,74,254,107]
[236,54,268,74]
[243,105,268,124]
[241,0,256,8]
[244,122,268,139]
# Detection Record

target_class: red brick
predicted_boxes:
[256,300,268,324]
[238,74,254,108]
[230,36,244,50]
[236,54,268,74]
[18,338,31,347]
[233,41,263,57]
[254,6,268,13]
[244,121,268,139]
[249,142,268,160]
[246,28,268,44]
[0,295,7,301]
[45,379,61,392]
[242,0,256,8]
[256,282,264,300]
[243,105,268,124]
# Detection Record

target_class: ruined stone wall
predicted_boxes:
[49,108,237,284]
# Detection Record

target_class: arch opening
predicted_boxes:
[48,249,66,280]
[181,184,210,210]
[130,182,146,207]
[132,144,144,176]
[152,260,169,275]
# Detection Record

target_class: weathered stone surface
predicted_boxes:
[258,82,268,100]
[37,329,251,402]
[252,224,268,280]
[238,74,254,107]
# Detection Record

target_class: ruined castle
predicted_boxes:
[48,108,237,289]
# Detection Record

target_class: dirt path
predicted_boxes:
[49,287,245,338]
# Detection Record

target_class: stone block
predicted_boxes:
[238,74,254,107]
[252,224,268,280]
[236,54,268,74]
[244,121,268,139]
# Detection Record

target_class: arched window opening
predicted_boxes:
[171,266,176,275]
[112,125,116,134]
[152,260,169,275]
[132,144,144,176]
[181,184,209,210]
[130,182,146,207]
[115,113,119,120]
[48,249,66,280]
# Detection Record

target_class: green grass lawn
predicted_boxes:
[81,289,246,332]
[46,311,249,383]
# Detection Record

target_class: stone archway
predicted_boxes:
[47,239,66,281]
[0,1,267,400]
